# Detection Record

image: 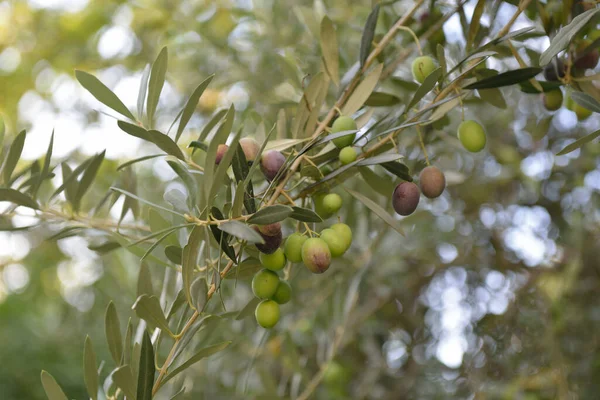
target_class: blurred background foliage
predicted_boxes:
[1,0,600,399]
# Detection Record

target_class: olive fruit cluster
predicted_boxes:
[392,166,446,216]
[283,223,352,274]
[252,265,291,329]
[331,115,359,166]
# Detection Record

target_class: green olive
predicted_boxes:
[284,233,308,263]
[331,116,357,148]
[543,89,563,111]
[259,248,286,271]
[339,147,357,165]
[330,223,352,251]
[272,280,292,304]
[320,228,347,257]
[322,193,343,215]
[251,269,280,299]
[255,299,280,328]
[411,56,437,83]
[457,120,486,152]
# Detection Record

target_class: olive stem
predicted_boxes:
[397,26,423,56]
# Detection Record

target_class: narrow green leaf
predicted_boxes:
[2,129,26,185]
[118,121,185,160]
[123,319,133,366]
[117,154,164,171]
[236,297,261,320]
[83,336,98,400]
[146,47,168,127]
[406,68,442,111]
[105,302,123,365]
[167,158,198,208]
[0,188,39,209]
[218,221,264,243]
[41,371,68,400]
[344,187,404,236]
[320,16,339,85]
[264,138,307,152]
[136,331,155,400]
[170,387,186,399]
[358,153,403,166]
[557,129,600,155]
[112,365,137,400]
[381,162,412,182]
[182,226,203,308]
[165,245,183,264]
[75,70,135,121]
[190,278,208,312]
[32,130,54,196]
[540,8,600,65]
[224,258,261,279]
[289,206,323,223]
[247,205,293,225]
[197,108,228,143]
[359,167,394,197]
[466,0,485,51]
[160,342,232,387]
[111,187,185,217]
[132,295,172,334]
[203,105,235,206]
[176,75,215,142]
[570,91,600,113]
[137,263,154,298]
[518,80,562,94]
[437,44,447,79]
[208,128,241,205]
[73,150,105,211]
[209,208,237,262]
[360,4,380,67]
[137,64,151,121]
[464,67,542,90]
[341,63,383,115]
[50,159,90,201]
[365,92,402,107]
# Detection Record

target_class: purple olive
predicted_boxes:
[253,225,283,254]
[215,144,229,165]
[260,150,286,182]
[392,182,420,216]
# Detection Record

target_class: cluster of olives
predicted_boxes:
[216,137,286,182]
[330,115,359,166]
[541,34,598,119]
[392,165,446,216]
[251,221,352,328]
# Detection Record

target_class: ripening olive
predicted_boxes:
[215,144,229,165]
[255,299,280,328]
[411,56,437,83]
[259,248,286,271]
[419,166,446,199]
[272,280,291,304]
[457,120,486,152]
[543,89,563,111]
[574,40,600,70]
[240,137,260,162]
[543,59,565,81]
[284,233,308,263]
[258,222,281,237]
[331,116,357,148]
[392,182,420,216]
[339,147,357,165]
[330,222,352,251]
[301,238,332,274]
[320,228,347,258]
[260,150,286,182]
[253,226,283,254]
[322,193,343,215]
[252,269,280,299]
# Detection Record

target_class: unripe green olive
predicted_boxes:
[322,193,343,215]
[574,102,593,121]
[240,137,260,162]
[419,166,446,199]
[301,238,332,274]
[392,182,420,216]
[457,120,486,152]
[260,150,286,182]
[411,56,437,83]
[252,269,280,299]
[255,299,280,328]
[320,228,347,257]
[543,89,563,111]
[331,116,357,148]
[313,193,334,219]
[284,233,308,263]
[253,226,283,254]
[330,222,352,251]
[215,144,228,165]
[339,147,357,165]
[272,280,291,304]
[259,248,286,271]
